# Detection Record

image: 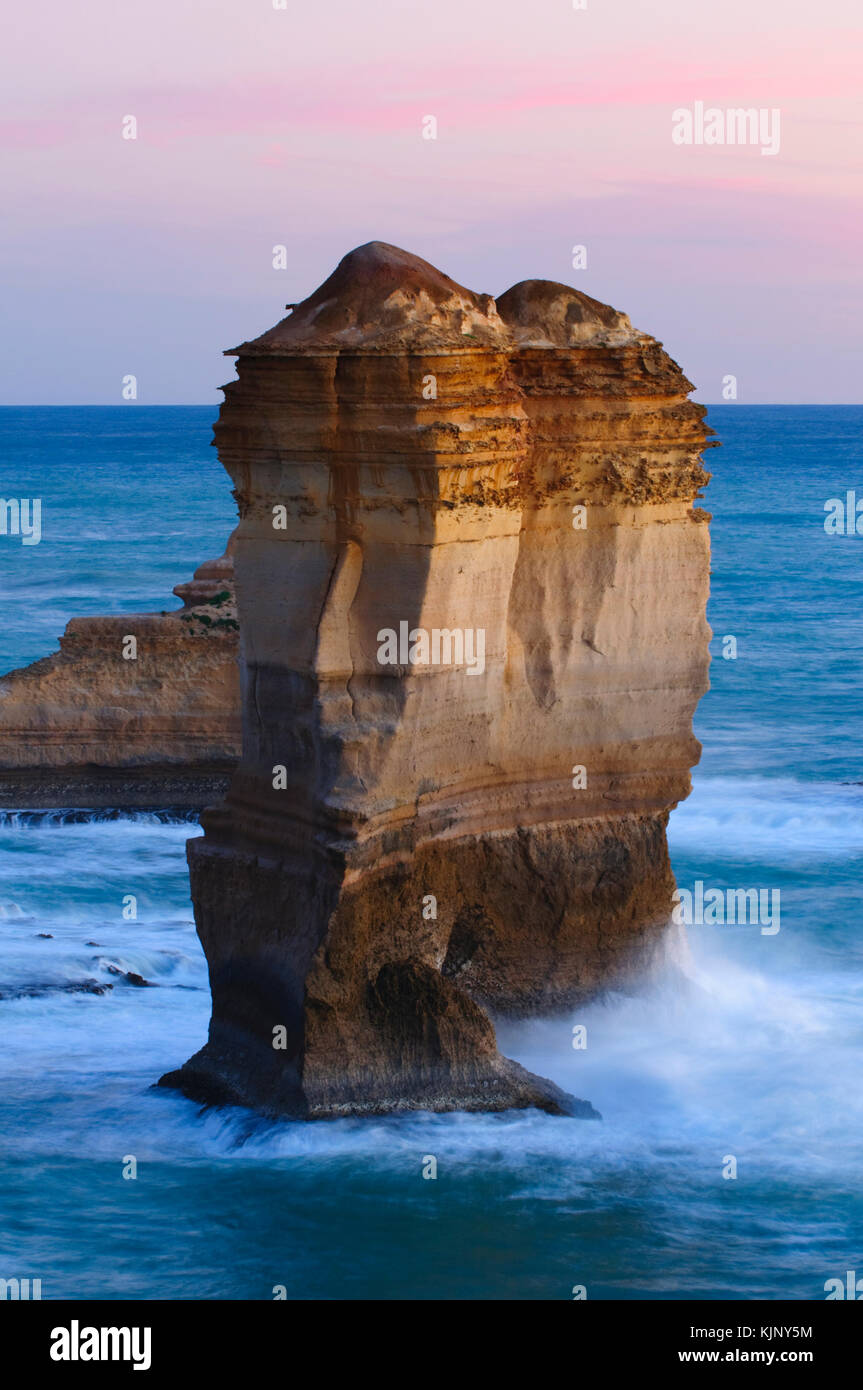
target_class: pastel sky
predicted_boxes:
[2,0,861,403]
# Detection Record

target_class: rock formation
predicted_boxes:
[0,538,241,809]
[161,242,713,1119]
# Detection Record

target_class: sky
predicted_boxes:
[1,0,861,403]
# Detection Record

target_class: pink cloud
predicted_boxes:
[0,120,72,151]
[5,34,863,151]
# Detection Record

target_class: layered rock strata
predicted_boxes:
[162,242,713,1118]
[0,538,241,809]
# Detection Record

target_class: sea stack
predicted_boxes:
[161,242,713,1118]
[0,537,241,809]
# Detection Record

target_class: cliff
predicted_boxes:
[160,241,714,1118]
[0,538,241,809]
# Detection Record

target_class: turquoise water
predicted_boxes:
[0,407,232,675]
[1,406,861,1300]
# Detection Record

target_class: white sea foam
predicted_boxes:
[0,798,860,1202]
[669,776,863,859]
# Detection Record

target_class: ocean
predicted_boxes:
[1,404,861,1300]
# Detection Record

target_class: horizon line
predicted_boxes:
[1,402,862,410]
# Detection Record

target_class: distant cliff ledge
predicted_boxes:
[0,539,241,809]
[160,241,714,1119]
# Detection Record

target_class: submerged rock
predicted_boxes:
[162,242,714,1120]
[0,978,113,999]
[105,964,157,988]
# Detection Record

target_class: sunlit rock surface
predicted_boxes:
[0,537,241,809]
[161,242,713,1118]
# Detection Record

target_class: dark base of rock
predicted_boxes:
[0,763,236,811]
[158,1044,598,1120]
[158,811,675,1121]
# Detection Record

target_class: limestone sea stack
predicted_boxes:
[161,242,713,1119]
[0,538,241,809]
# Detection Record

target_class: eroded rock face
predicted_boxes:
[0,537,241,809]
[161,242,713,1118]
